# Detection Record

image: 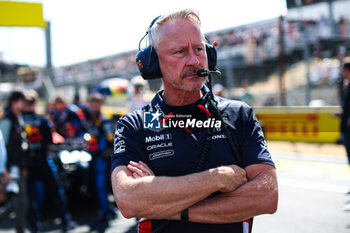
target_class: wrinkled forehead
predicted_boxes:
[157,19,204,48]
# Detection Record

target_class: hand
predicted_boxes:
[211,165,248,193]
[167,213,181,221]
[127,161,154,179]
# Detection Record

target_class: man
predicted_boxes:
[53,96,86,139]
[0,129,9,203]
[22,90,74,232]
[341,59,350,170]
[86,93,115,232]
[0,90,26,233]
[0,90,26,169]
[52,96,86,140]
[111,9,278,233]
[129,75,151,111]
[72,93,91,130]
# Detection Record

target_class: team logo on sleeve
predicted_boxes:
[114,126,126,154]
[144,110,162,129]
[114,138,126,154]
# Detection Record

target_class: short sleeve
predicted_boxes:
[241,106,274,168]
[111,113,145,173]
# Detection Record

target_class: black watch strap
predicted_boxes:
[180,208,189,223]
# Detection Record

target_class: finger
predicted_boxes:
[129,162,146,173]
[127,164,142,173]
[127,164,144,177]
[138,161,153,172]
[129,161,154,176]
[138,165,152,175]
[138,160,148,167]
[129,161,138,166]
[133,172,142,179]
[138,161,154,175]
[131,161,152,175]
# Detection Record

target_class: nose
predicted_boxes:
[187,49,200,66]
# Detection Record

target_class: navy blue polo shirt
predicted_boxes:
[111,90,274,233]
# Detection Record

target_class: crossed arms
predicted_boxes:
[111,161,278,223]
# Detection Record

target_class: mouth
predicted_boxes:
[181,69,202,79]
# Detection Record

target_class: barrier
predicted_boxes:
[255,106,342,143]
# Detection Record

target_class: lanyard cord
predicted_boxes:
[206,94,243,167]
[152,105,214,233]
[205,71,243,167]
[195,104,214,172]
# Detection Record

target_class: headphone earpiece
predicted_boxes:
[136,46,162,80]
[136,44,218,80]
[206,43,217,71]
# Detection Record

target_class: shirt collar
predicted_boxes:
[150,87,211,116]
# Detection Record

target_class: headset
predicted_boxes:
[136,15,218,80]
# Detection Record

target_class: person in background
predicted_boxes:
[52,95,92,199]
[0,90,27,232]
[0,129,9,203]
[0,90,26,169]
[52,96,86,140]
[340,58,350,198]
[72,93,91,130]
[129,75,151,111]
[22,90,75,233]
[240,79,255,106]
[86,93,116,232]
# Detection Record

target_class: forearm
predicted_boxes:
[187,165,278,224]
[111,166,222,219]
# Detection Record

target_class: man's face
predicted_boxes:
[23,102,36,112]
[343,68,350,80]
[90,100,103,113]
[156,19,208,92]
[55,101,66,112]
[13,99,25,114]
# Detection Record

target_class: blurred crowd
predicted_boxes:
[52,16,349,89]
[54,52,137,86]
[0,88,126,233]
[208,15,349,51]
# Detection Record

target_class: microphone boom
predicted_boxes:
[197,69,221,77]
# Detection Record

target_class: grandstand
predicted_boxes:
[49,14,349,106]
